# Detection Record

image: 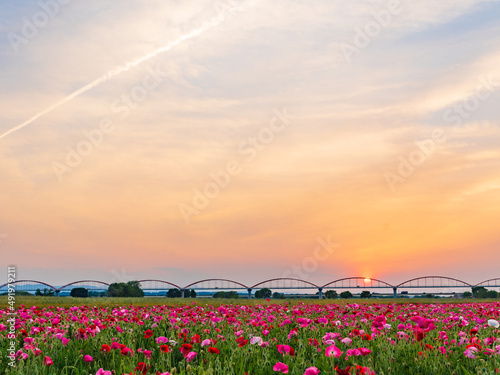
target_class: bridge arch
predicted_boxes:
[183,279,249,290]
[474,278,500,288]
[0,280,57,293]
[58,280,110,290]
[397,276,471,288]
[251,278,319,289]
[137,279,182,290]
[322,277,393,289]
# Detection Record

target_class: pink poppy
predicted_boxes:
[304,367,320,375]
[273,362,289,373]
[325,345,343,358]
[185,351,197,362]
[156,336,169,344]
[277,344,295,356]
[340,338,352,345]
[358,347,372,356]
[43,356,53,366]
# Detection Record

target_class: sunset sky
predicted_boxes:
[1,0,499,288]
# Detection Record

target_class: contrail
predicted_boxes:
[0,1,252,141]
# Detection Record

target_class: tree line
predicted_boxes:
[30,283,500,299]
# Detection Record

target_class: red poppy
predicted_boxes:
[308,338,320,347]
[160,345,169,353]
[191,334,201,343]
[361,334,372,341]
[144,329,153,339]
[208,347,220,354]
[335,366,352,375]
[100,344,111,353]
[179,343,193,356]
[415,330,425,342]
[135,362,151,375]
[121,347,133,356]
[43,356,53,366]
[235,337,249,347]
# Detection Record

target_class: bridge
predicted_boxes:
[1,276,499,298]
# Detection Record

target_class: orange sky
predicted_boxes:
[0,0,499,287]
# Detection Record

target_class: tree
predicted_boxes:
[272,292,285,299]
[213,291,224,298]
[213,291,239,299]
[340,291,353,299]
[107,281,144,297]
[485,290,498,299]
[70,287,88,298]
[324,290,338,299]
[255,288,272,299]
[226,291,239,299]
[36,288,54,296]
[462,291,473,298]
[166,289,182,298]
[183,289,197,298]
[472,286,488,298]
[360,291,372,299]
[470,287,499,299]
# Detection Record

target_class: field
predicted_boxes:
[1,297,500,375]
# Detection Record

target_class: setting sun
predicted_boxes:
[364,278,372,283]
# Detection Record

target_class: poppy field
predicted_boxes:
[2,300,500,375]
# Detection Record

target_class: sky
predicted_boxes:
[1,0,500,288]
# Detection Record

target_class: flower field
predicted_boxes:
[1,300,500,375]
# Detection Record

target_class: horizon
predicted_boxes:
[2,0,500,286]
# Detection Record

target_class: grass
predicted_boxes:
[2,295,497,308]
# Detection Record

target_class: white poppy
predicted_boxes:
[487,319,499,328]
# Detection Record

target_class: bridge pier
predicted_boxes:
[318,287,323,299]
[247,288,252,299]
[55,290,60,297]
[181,289,185,298]
[393,287,397,298]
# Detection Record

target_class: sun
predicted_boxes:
[364,277,371,283]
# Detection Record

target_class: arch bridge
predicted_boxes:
[2,276,499,299]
